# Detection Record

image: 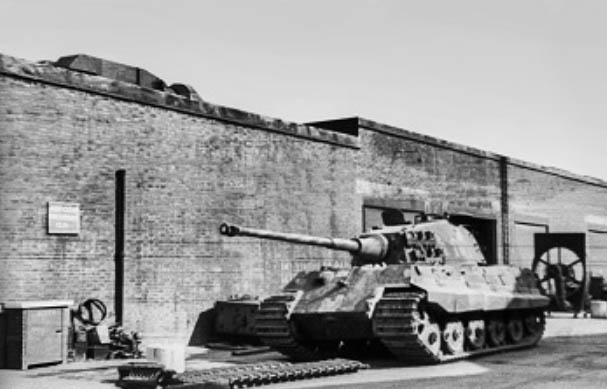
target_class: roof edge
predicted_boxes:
[358,117,607,188]
[0,52,359,150]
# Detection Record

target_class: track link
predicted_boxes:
[372,290,546,364]
[117,359,369,389]
[254,292,320,361]
[171,359,368,389]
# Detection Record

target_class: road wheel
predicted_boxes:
[443,321,465,354]
[417,311,442,357]
[506,316,524,344]
[523,312,545,344]
[466,319,485,350]
[487,318,506,347]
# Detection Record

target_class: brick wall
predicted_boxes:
[508,165,607,273]
[357,126,502,217]
[0,70,358,340]
[355,120,607,274]
[356,124,505,263]
[2,52,607,342]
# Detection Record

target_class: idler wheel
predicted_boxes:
[506,317,524,344]
[417,311,442,357]
[443,321,465,355]
[523,312,545,343]
[466,320,485,350]
[486,318,506,346]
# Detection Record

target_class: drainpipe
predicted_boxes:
[499,157,510,265]
[115,169,126,325]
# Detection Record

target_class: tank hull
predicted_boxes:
[255,263,549,363]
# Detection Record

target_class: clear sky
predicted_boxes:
[1,0,606,180]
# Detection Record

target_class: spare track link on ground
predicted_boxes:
[372,290,546,364]
[167,359,368,389]
[254,293,319,361]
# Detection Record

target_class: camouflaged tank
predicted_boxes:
[219,219,549,364]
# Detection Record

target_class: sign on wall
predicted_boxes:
[48,202,80,234]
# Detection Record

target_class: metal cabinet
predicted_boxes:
[1,300,72,369]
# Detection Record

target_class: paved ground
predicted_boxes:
[268,334,607,389]
[1,313,606,389]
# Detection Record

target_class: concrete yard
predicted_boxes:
[1,314,606,389]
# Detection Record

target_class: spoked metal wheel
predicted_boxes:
[533,247,586,305]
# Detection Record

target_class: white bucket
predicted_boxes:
[590,300,607,319]
[146,344,186,373]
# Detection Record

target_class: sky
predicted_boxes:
[1,0,606,180]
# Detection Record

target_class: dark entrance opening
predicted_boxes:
[532,233,587,313]
[449,215,497,265]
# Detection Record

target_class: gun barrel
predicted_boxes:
[220,223,361,252]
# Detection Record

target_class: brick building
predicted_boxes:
[1,53,606,341]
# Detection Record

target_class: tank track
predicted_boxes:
[171,359,368,389]
[254,292,321,361]
[372,290,545,364]
[117,359,368,389]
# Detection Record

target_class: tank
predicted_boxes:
[219,218,549,364]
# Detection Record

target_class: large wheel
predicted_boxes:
[506,317,524,344]
[443,321,465,355]
[466,320,485,350]
[523,311,545,344]
[533,246,586,310]
[416,311,442,357]
[486,318,506,347]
